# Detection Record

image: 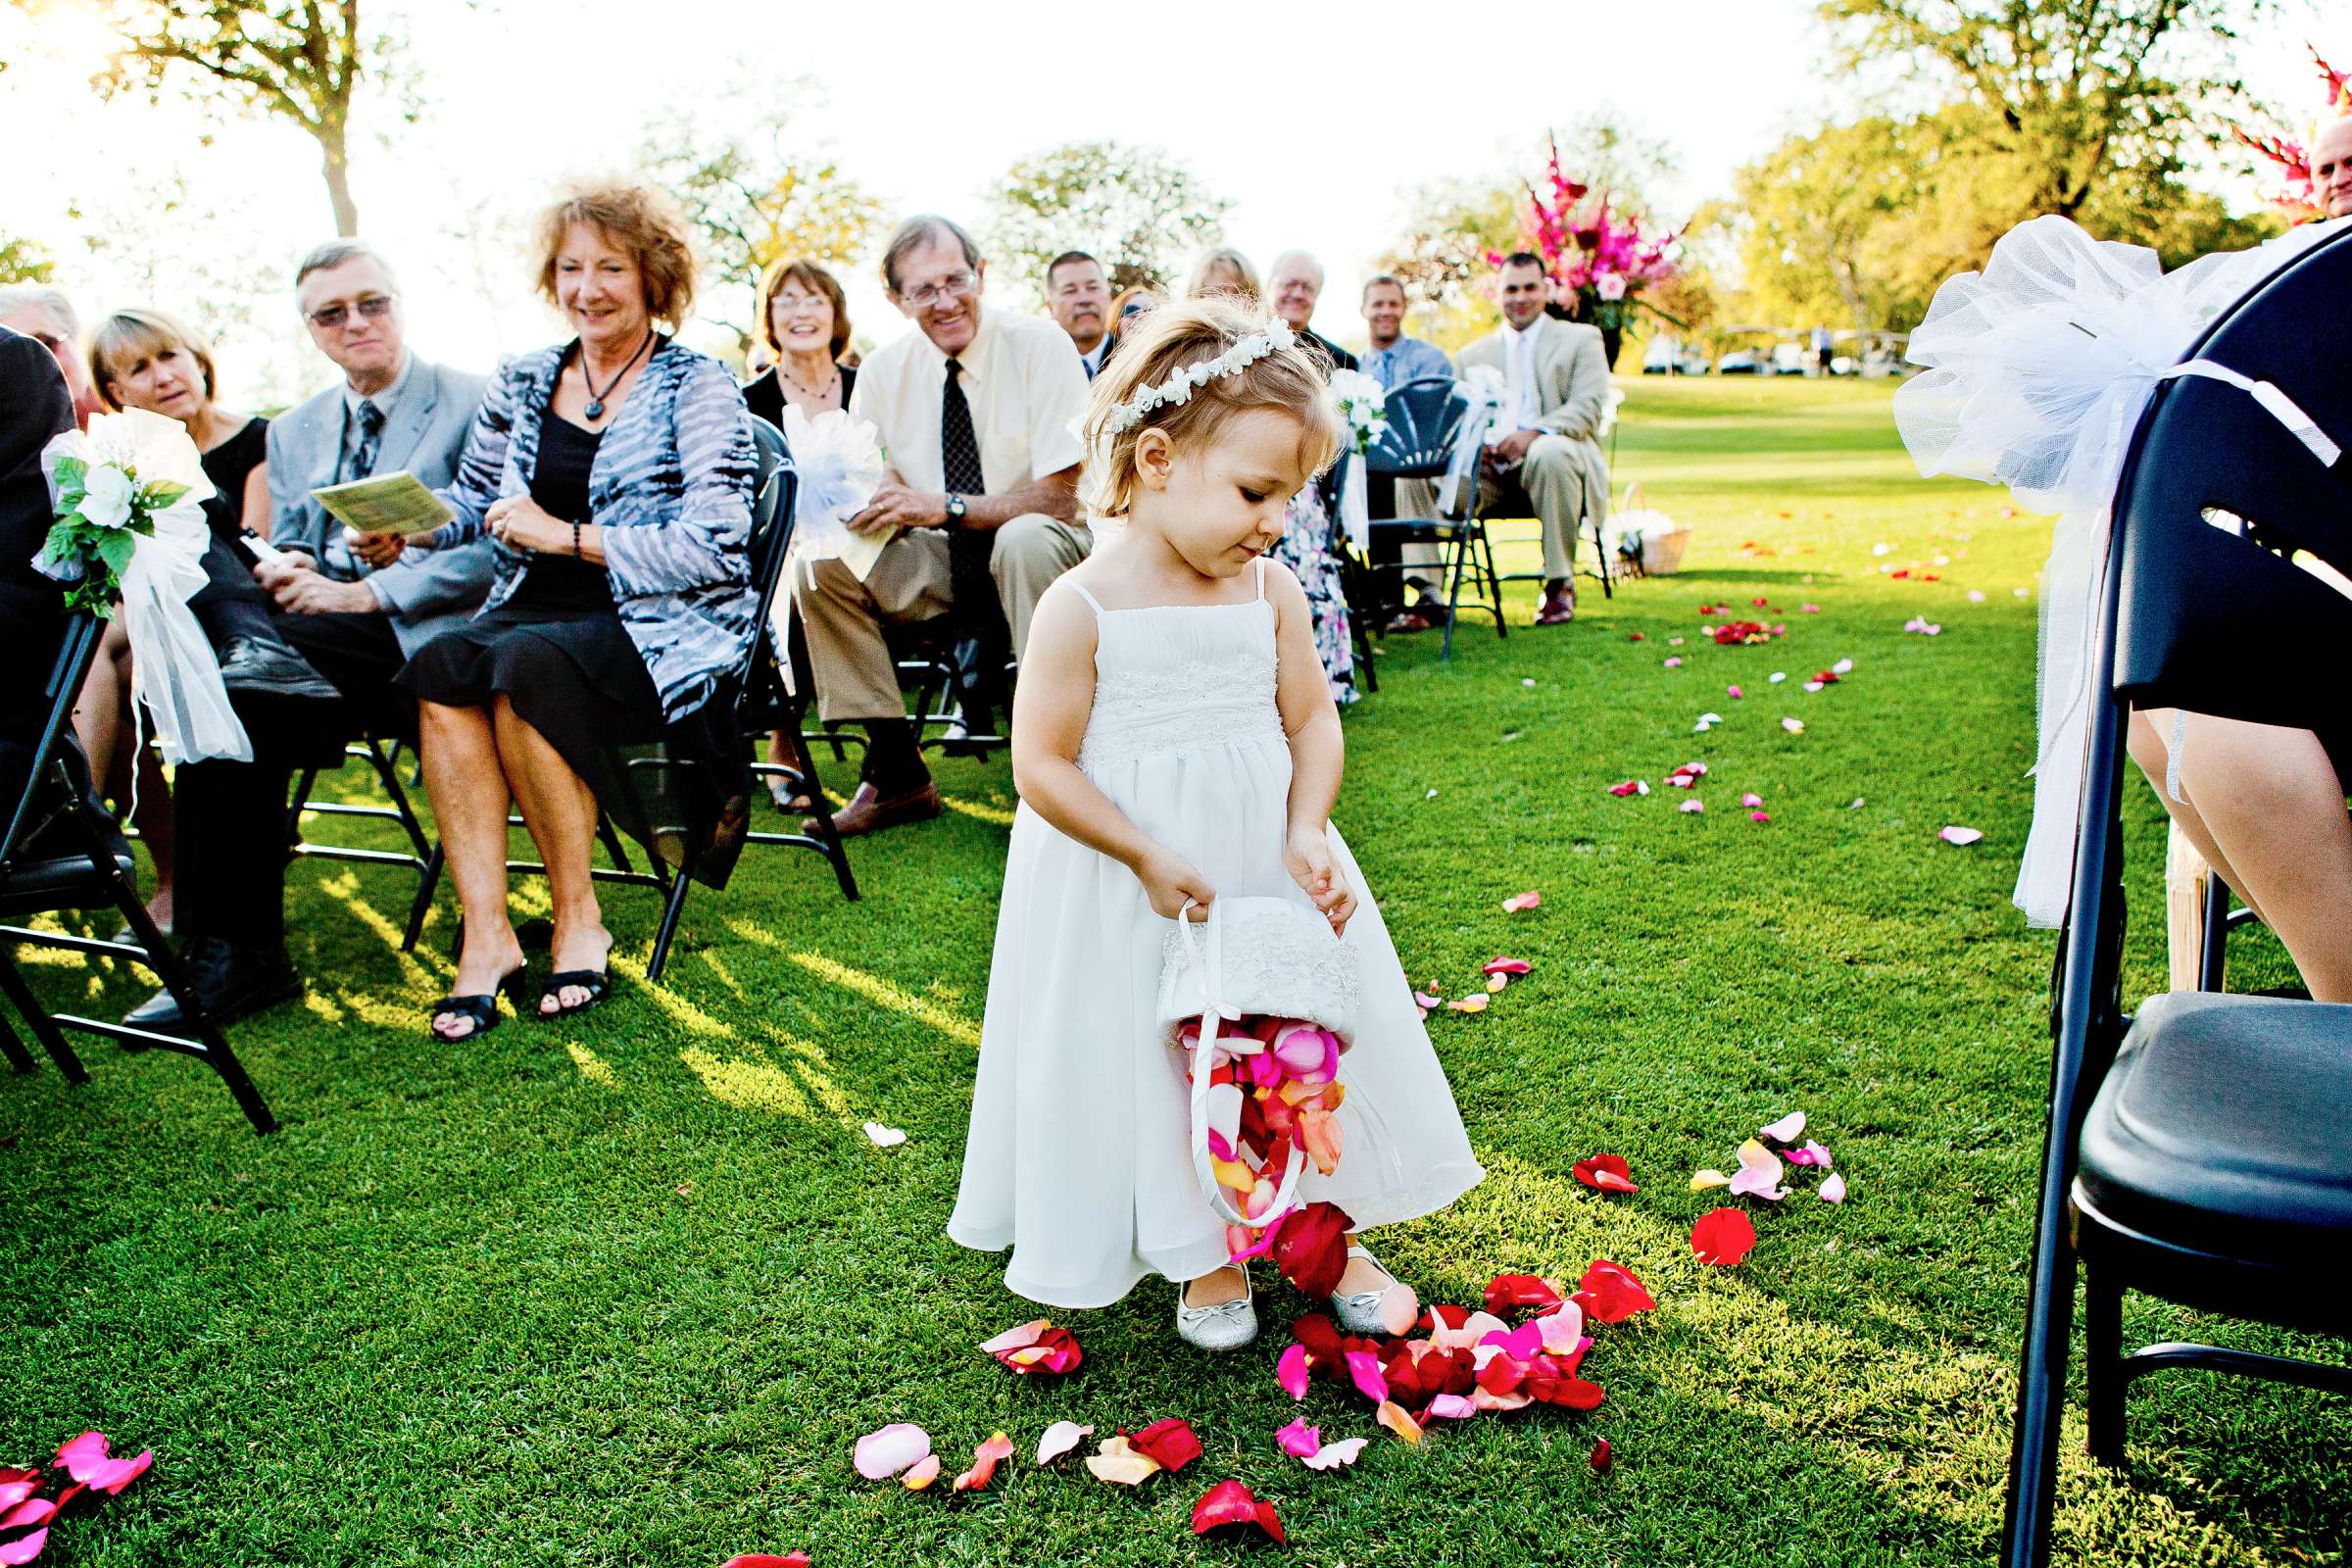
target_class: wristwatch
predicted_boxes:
[945,493,967,526]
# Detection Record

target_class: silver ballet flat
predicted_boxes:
[1329,1244,1399,1334]
[1176,1268,1258,1351]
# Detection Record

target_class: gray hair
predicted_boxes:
[0,284,79,341]
[880,215,982,296]
[1268,250,1325,290]
[294,237,399,293]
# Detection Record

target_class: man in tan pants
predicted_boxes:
[795,215,1091,837]
[1453,252,1613,625]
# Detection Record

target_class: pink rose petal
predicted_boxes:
[1760,1111,1806,1143]
[1346,1348,1391,1403]
[1301,1437,1369,1471]
[1750,810,1771,822]
[1276,1417,1322,1458]
[1740,793,1764,808]
[1787,1140,1834,1169]
[1820,1172,1849,1202]
[901,1452,942,1490]
[1938,825,1984,846]
[1037,1421,1094,1465]
[1727,1138,1788,1201]
[1425,1394,1479,1420]
[1276,1343,1310,1400]
[1727,685,1742,699]
[1378,1282,1421,1336]
[854,1423,933,1481]
[1782,716,1805,733]
[1680,799,1704,814]
[1501,890,1542,912]
[1664,657,1683,668]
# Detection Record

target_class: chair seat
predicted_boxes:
[2077,991,2352,1267]
[0,845,136,915]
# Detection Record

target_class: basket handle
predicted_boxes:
[1176,900,1309,1232]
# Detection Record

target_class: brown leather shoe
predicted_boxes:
[1385,608,1435,635]
[809,779,944,839]
[1536,580,1577,625]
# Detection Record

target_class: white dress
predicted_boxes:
[948,560,1485,1308]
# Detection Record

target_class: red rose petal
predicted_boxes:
[1691,1206,1757,1265]
[1569,1259,1657,1324]
[1192,1479,1287,1544]
[1589,1439,1614,1474]
[1482,1272,1566,1317]
[1128,1417,1202,1474]
[1571,1153,1639,1195]
[1269,1201,1352,1298]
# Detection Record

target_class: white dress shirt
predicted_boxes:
[1502,319,1544,435]
[850,309,1088,495]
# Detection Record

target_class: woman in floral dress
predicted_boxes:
[1272,477,1357,706]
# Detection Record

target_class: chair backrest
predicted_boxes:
[2108,225,2352,730]
[0,612,102,867]
[1367,376,1472,480]
[734,414,801,717]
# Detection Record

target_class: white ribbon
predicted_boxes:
[1339,451,1369,551]
[1172,900,1308,1232]
[1439,369,1505,514]
[121,501,253,765]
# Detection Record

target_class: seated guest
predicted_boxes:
[795,214,1089,838]
[2,325,75,791]
[1045,250,1113,379]
[1107,284,1159,353]
[121,238,495,1030]
[0,284,102,428]
[1185,246,1260,301]
[2317,112,2352,219]
[738,256,856,810]
[1455,252,1612,626]
[78,308,333,938]
[741,257,855,426]
[2128,712,2352,1000]
[1265,250,1357,372]
[365,182,759,1039]
[1359,273,1453,629]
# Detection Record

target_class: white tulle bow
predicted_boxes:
[40,411,251,765]
[777,406,887,561]
[1896,214,2346,927]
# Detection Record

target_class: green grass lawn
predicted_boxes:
[4,376,2345,1566]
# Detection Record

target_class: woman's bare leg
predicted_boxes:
[417,699,523,1037]
[2132,707,2352,1000]
[2130,709,2266,924]
[490,697,611,1013]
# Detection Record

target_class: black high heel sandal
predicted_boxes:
[429,965,529,1041]
[536,966,610,1021]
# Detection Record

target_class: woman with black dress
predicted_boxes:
[740,257,856,810]
[75,308,278,935]
[364,183,759,1041]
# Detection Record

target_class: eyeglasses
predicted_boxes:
[305,293,397,330]
[771,292,830,314]
[899,270,976,310]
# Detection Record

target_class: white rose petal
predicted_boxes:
[79,464,135,529]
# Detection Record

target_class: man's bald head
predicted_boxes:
[2313,116,2352,220]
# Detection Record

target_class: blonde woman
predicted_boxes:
[1184,246,1260,302]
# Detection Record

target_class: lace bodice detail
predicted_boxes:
[1072,577,1286,771]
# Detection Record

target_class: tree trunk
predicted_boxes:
[319,124,359,236]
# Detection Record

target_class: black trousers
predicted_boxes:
[175,610,411,951]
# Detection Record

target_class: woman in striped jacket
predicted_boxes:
[365,183,759,1041]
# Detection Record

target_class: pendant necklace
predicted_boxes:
[581,330,653,420]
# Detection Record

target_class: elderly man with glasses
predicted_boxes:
[795,214,1090,838]
[122,238,494,1033]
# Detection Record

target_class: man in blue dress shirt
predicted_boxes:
[1358,274,1452,631]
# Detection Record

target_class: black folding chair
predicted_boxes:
[285,733,440,953]
[2001,222,2352,1568]
[1361,375,1505,662]
[0,613,277,1135]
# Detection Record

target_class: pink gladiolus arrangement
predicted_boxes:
[1179,1013,1354,1293]
[1486,133,1682,332]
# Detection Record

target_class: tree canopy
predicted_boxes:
[981,141,1230,301]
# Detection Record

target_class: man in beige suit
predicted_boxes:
[1454,251,1612,624]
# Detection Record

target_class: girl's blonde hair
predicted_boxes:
[1077,295,1342,519]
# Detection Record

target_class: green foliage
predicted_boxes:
[82,0,380,234]
[981,141,1230,303]
[639,85,887,351]
[4,381,2346,1565]
[0,233,55,284]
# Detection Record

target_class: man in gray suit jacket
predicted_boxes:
[127,239,492,1031]
[1456,252,1614,625]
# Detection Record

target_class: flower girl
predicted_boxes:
[948,298,1483,1348]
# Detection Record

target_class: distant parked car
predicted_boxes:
[1717,350,1764,374]
[1642,336,1711,375]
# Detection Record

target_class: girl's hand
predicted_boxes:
[1285,824,1356,935]
[1137,846,1216,923]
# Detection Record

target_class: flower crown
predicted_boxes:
[1104,318,1298,434]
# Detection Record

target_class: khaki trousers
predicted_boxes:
[796,514,1091,723]
[1480,435,1604,582]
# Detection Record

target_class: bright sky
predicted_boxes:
[3,0,2337,407]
